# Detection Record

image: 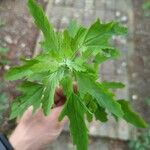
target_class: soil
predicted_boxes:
[129,0,150,123]
[0,0,48,132]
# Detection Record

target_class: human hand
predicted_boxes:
[9,87,68,150]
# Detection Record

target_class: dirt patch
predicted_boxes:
[128,0,150,123]
[0,0,48,132]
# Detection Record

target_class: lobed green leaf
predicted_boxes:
[59,93,88,150]
[28,0,58,52]
[118,100,147,128]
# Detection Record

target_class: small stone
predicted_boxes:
[54,0,62,4]
[112,35,117,40]
[4,65,10,70]
[68,143,74,148]
[117,69,122,74]
[121,16,128,22]
[132,73,138,78]
[121,62,127,67]
[21,43,26,48]
[14,39,18,44]
[89,125,97,134]
[116,11,121,17]
[4,35,13,44]
[120,38,127,45]
[74,13,80,18]
[132,95,138,100]
[61,17,69,24]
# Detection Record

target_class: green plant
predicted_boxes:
[5,0,147,150]
[129,127,150,150]
[143,2,150,10]
[145,97,150,106]
[142,1,150,17]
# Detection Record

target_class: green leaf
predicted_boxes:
[118,100,147,128]
[84,19,127,48]
[71,27,87,52]
[76,72,124,118]
[59,93,88,150]
[60,59,86,72]
[10,81,44,119]
[28,0,58,52]
[5,60,37,81]
[16,81,43,93]
[42,69,64,115]
[101,81,125,89]
[57,30,72,57]
[5,52,60,81]
[67,20,80,38]
[60,75,73,96]
[95,104,108,122]
[83,94,97,122]
[93,48,120,63]
[30,59,59,73]
[142,2,150,10]
[83,94,97,113]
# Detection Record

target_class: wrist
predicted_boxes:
[9,124,31,150]
[9,123,52,150]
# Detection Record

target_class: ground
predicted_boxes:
[0,0,149,150]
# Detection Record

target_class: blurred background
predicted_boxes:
[0,0,150,149]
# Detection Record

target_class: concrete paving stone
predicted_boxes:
[95,10,106,21]
[114,59,128,76]
[88,117,130,140]
[74,0,85,9]
[85,0,95,10]
[104,10,115,22]
[100,74,117,82]
[53,0,65,6]
[105,0,116,10]
[71,8,83,24]
[117,119,132,140]
[115,0,131,13]
[100,60,115,75]
[64,0,74,7]
[59,17,70,30]
[95,0,106,10]
[51,17,61,30]
[58,7,73,29]
[63,117,130,140]
[49,6,63,18]
[47,132,128,150]
[115,88,128,100]
[83,10,95,26]
[47,132,74,150]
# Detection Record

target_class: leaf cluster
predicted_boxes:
[5,0,147,150]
